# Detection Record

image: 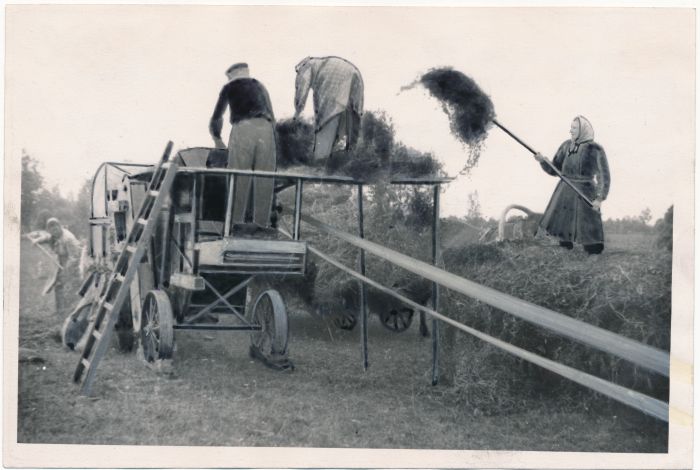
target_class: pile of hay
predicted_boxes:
[276,119,314,168]
[275,112,444,182]
[439,241,672,414]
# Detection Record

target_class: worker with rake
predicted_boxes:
[209,62,277,230]
[293,56,364,165]
[534,116,611,254]
[26,217,83,318]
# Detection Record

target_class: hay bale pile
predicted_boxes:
[439,241,672,414]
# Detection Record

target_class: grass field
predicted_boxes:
[15,237,667,451]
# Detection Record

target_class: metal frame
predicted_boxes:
[93,152,454,381]
[169,165,452,376]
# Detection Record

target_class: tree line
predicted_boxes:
[21,151,91,239]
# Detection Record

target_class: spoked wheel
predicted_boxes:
[333,310,357,331]
[380,307,414,333]
[140,290,174,362]
[249,289,292,370]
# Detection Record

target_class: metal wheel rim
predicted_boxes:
[251,294,274,353]
[141,294,161,361]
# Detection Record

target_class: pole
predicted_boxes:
[357,185,368,370]
[491,119,596,210]
[431,185,440,386]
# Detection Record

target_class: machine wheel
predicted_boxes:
[140,290,174,362]
[249,290,289,359]
[61,303,92,350]
[333,310,357,331]
[116,297,134,352]
[380,307,414,333]
[115,323,135,352]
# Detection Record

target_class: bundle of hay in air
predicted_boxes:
[401,66,496,175]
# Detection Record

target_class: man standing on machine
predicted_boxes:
[209,62,277,229]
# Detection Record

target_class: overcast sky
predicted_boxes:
[5,5,695,221]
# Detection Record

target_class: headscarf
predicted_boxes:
[569,115,594,154]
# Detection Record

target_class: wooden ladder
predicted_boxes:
[73,142,178,395]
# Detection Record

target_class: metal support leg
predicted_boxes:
[293,179,303,240]
[357,185,368,370]
[431,184,440,385]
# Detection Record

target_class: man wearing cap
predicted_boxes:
[209,63,277,228]
[27,218,83,317]
[293,56,364,163]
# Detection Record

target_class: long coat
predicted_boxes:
[538,140,611,245]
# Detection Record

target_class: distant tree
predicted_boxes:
[67,178,92,238]
[20,151,45,231]
[655,206,673,251]
[465,191,483,224]
[639,207,652,225]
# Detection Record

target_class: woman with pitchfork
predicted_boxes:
[534,115,610,254]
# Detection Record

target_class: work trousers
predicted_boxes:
[228,118,277,226]
[54,265,81,318]
[313,109,361,161]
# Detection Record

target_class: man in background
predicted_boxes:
[294,56,364,164]
[27,217,83,318]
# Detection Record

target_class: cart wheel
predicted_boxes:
[333,310,357,331]
[140,290,174,362]
[61,303,92,350]
[380,307,414,333]
[250,289,288,358]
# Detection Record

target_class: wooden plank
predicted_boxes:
[301,214,670,377]
[303,239,669,422]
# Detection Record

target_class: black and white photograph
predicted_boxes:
[3,4,694,468]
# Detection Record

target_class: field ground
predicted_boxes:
[15,238,667,451]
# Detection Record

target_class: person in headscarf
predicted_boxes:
[534,116,611,254]
[293,56,364,164]
[27,218,83,316]
[209,62,277,229]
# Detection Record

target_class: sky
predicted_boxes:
[5,5,695,221]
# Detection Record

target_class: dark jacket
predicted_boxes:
[538,139,611,244]
[209,78,274,139]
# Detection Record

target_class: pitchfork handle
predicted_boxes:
[492,119,596,210]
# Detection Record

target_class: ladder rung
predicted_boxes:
[81,358,90,369]
[92,329,102,340]
[126,245,137,254]
[137,218,148,226]
[114,273,125,283]
[103,302,114,312]
[148,190,159,197]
